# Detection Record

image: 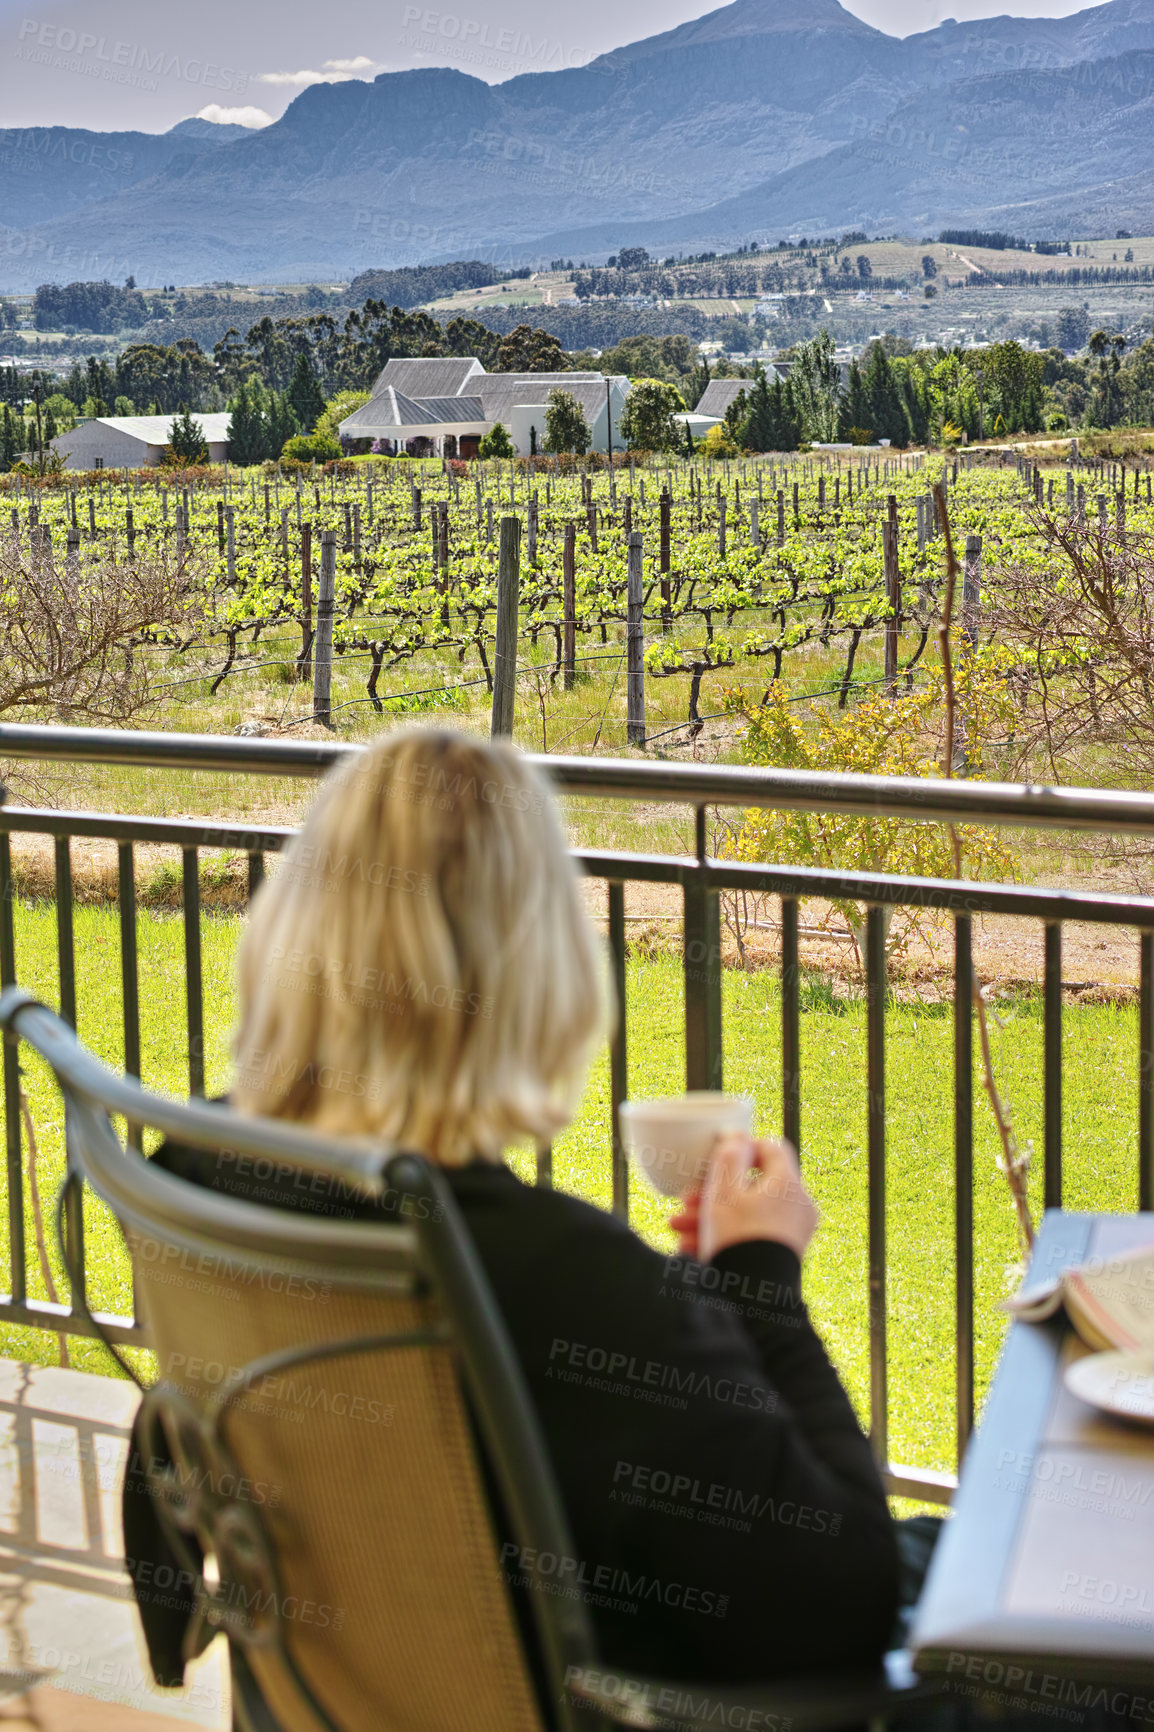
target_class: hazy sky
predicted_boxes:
[0,0,1103,132]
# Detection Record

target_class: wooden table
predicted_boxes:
[912,1210,1154,1701]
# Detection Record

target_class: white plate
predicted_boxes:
[1064,1351,1154,1425]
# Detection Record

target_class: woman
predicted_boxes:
[126,726,900,1687]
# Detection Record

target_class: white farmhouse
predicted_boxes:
[339,358,630,457]
[51,413,231,470]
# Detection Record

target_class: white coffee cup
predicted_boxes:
[619,1092,754,1197]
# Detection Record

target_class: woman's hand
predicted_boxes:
[670,1135,818,1264]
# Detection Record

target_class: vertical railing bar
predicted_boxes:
[866,903,887,1466]
[1044,922,1063,1209]
[782,897,800,1156]
[118,841,142,1152]
[248,852,265,901]
[955,916,974,1463]
[183,848,205,1099]
[684,804,723,1094]
[54,836,77,1030]
[0,833,26,1307]
[1140,931,1154,1213]
[608,881,628,1220]
[55,834,84,1314]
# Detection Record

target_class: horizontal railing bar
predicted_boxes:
[4,815,1154,928]
[6,723,1154,835]
[0,1294,145,1347]
[0,808,293,851]
[575,851,1154,928]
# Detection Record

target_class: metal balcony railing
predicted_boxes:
[1,722,1153,1506]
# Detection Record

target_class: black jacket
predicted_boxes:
[124,1145,898,1688]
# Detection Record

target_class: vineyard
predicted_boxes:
[3,448,1154,770]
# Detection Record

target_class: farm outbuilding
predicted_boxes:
[339,358,630,457]
[51,414,232,470]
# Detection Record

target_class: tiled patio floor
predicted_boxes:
[0,1357,228,1729]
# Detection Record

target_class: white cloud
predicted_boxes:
[323,56,381,73]
[196,104,274,128]
[257,57,385,88]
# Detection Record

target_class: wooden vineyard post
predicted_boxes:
[297,524,313,682]
[412,485,422,533]
[958,535,982,773]
[313,529,336,727]
[225,506,235,585]
[491,516,522,739]
[659,488,671,633]
[563,521,577,689]
[718,497,726,558]
[883,502,900,694]
[749,497,759,548]
[217,500,225,552]
[65,525,80,595]
[962,535,982,654]
[125,506,135,561]
[777,490,786,545]
[587,496,598,553]
[627,531,645,748]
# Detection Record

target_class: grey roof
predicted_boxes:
[339,388,488,436]
[694,379,755,419]
[473,373,625,422]
[369,356,484,398]
[414,395,485,422]
[72,412,232,444]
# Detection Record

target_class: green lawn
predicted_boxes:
[0,901,1141,1491]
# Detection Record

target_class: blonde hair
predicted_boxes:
[232,727,606,1164]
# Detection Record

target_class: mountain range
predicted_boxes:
[4,0,1154,290]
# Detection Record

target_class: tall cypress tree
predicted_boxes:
[739,365,776,451]
[864,345,910,448]
[287,353,325,433]
[840,361,871,439]
[227,380,263,466]
[0,405,19,472]
[266,390,300,460]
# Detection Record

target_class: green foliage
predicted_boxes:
[286,352,326,433]
[315,390,370,445]
[1,406,22,472]
[701,423,740,459]
[734,364,802,452]
[45,393,78,432]
[478,422,515,459]
[619,379,683,452]
[33,279,146,333]
[543,389,591,456]
[281,431,342,464]
[723,682,1016,953]
[168,407,208,465]
[228,380,300,466]
[789,333,842,444]
[495,325,568,373]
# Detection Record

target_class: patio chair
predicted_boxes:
[0,987,931,1732]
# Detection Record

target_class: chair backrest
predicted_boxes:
[0,990,602,1732]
